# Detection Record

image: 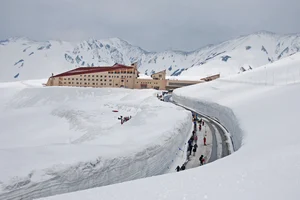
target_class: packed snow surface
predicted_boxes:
[0,82,191,200]
[40,53,300,200]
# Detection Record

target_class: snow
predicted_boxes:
[39,53,300,200]
[1,31,300,82]
[0,83,192,199]
[137,74,152,79]
[166,76,203,81]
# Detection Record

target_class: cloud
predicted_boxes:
[1,0,300,51]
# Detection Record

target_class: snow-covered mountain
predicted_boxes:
[1,31,300,82]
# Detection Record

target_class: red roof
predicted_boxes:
[53,64,135,77]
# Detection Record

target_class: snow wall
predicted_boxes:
[172,93,243,151]
[0,88,192,200]
[2,116,192,200]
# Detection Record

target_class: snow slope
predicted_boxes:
[40,53,300,200]
[1,31,300,82]
[0,83,191,200]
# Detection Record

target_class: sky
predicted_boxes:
[1,0,300,52]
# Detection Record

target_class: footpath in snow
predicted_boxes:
[185,118,212,169]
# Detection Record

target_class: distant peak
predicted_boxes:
[7,36,31,42]
[253,30,277,35]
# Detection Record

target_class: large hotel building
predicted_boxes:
[46,63,220,90]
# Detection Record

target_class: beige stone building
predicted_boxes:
[46,63,219,90]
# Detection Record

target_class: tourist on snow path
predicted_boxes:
[181,164,186,170]
[203,136,207,146]
[202,120,204,126]
[199,124,202,131]
[176,166,180,172]
[193,143,198,156]
[194,135,198,144]
[199,155,205,165]
[188,144,193,156]
[190,135,194,143]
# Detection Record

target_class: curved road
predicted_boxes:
[163,94,230,165]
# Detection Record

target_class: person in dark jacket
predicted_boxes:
[181,164,186,170]
[188,138,193,146]
[176,166,180,172]
[188,144,193,156]
[193,144,198,156]
[199,155,205,165]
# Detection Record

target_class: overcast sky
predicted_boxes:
[1,0,299,51]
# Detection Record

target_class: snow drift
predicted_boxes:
[0,84,191,200]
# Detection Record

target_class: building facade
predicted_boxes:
[135,70,167,90]
[47,63,138,89]
[46,63,219,90]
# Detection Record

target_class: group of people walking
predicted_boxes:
[176,112,206,172]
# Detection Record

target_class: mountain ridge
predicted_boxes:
[1,31,300,82]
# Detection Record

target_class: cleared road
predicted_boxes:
[163,94,230,165]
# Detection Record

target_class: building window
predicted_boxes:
[115,83,118,86]
[104,83,106,85]
[88,75,90,77]
[92,79,94,81]
[88,79,90,81]
[80,75,82,77]
[127,80,128,82]
[80,78,82,80]
[96,79,98,81]
[72,78,74,80]
[100,75,102,77]
[101,83,103,85]
[100,79,102,81]
[64,82,66,84]
[108,76,111,78]
[96,75,99,77]
[121,80,124,82]
[93,83,95,85]
[85,83,87,85]
[117,76,119,78]
[109,83,112,86]
[84,79,86,81]
[109,79,112,82]
[92,75,94,77]
[76,78,78,80]
[69,82,71,84]
[68,78,70,80]
[84,75,86,77]
[76,82,79,84]
[104,75,107,78]
[104,79,106,81]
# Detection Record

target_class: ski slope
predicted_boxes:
[39,53,300,200]
[0,83,192,200]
